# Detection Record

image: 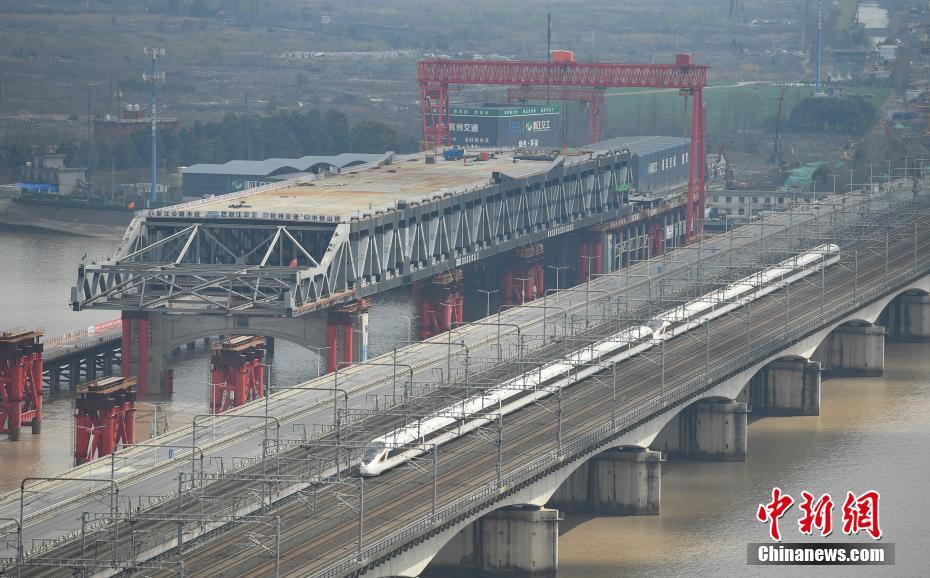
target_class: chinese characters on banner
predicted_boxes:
[756,488,882,541]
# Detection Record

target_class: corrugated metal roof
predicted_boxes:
[589,136,690,155]
[181,153,386,176]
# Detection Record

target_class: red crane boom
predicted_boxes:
[417,54,708,238]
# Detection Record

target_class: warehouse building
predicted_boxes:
[591,136,691,195]
[448,104,562,148]
[181,153,384,199]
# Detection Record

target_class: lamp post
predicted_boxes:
[546,265,567,293]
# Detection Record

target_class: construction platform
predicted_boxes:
[149,150,570,223]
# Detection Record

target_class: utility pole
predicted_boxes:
[86,91,95,193]
[815,0,822,94]
[143,47,165,206]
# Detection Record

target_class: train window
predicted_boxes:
[362,441,386,464]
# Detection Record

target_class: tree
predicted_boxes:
[324,109,350,153]
[350,120,401,153]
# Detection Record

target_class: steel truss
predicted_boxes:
[73,152,632,316]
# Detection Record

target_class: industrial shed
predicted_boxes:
[181,153,385,198]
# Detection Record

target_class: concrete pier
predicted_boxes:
[428,506,559,577]
[812,323,886,377]
[651,400,748,461]
[550,448,662,515]
[746,358,821,416]
[887,293,930,342]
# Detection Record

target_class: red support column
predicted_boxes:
[502,267,514,306]
[340,322,354,368]
[254,361,265,400]
[1,330,43,441]
[137,318,149,397]
[210,336,266,413]
[73,376,136,464]
[535,264,545,298]
[454,292,465,325]
[522,266,533,304]
[326,323,339,374]
[74,413,92,464]
[440,295,454,333]
[578,242,589,283]
[121,315,132,378]
[419,296,432,340]
[417,272,462,339]
[593,237,604,276]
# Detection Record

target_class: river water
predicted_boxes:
[0,225,414,491]
[559,343,930,576]
[2,226,927,573]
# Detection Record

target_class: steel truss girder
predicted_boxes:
[74,152,632,316]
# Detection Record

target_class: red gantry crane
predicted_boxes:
[418,54,709,238]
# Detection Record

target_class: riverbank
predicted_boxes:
[0,198,132,238]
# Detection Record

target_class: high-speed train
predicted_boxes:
[360,244,840,476]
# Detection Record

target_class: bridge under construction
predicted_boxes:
[3,171,930,576]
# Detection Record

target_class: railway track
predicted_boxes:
[7,188,923,576]
[140,206,930,576]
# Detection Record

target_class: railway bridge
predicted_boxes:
[2,177,927,576]
[70,145,699,395]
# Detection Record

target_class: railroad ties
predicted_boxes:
[0,329,44,441]
[210,335,266,414]
[73,376,136,465]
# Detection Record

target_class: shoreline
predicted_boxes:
[0,199,131,239]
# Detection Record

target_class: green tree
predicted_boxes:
[350,120,401,153]
[324,109,350,153]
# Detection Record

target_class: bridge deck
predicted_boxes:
[187,151,555,219]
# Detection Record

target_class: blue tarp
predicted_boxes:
[15,182,58,193]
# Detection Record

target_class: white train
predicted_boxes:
[360,244,841,476]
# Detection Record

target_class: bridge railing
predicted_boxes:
[316,245,928,577]
[44,319,122,360]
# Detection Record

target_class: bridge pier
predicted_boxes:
[428,506,559,577]
[886,293,930,341]
[415,272,464,339]
[123,310,331,395]
[812,323,886,377]
[745,358,821,416]
[549,447,662,515]
[325,300,370,373]
[651,400,748,461]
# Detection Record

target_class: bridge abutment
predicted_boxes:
[886,293,930,341]
[549,447,662,515]
[428,506,559,577]
[651,400,748,461]
[812,323,886,377]
[745,358,821,416]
